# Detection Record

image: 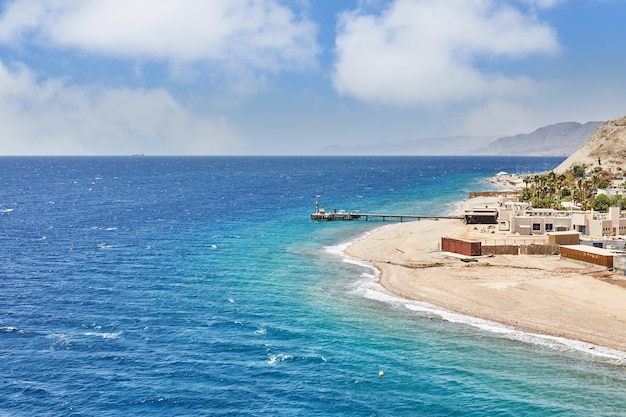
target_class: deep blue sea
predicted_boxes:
[2,156,626,416]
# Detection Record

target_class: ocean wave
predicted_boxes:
[324,225,392,258]
[370,280,626,363]
[0,326,24,334]
[84,331,123,339]
[97,243,127,250]
[45,333,73,350]
[267,353,293,365]
[266,352,327,366]
[327,239,626,365]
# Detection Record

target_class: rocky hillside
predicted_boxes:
[477,121,602,156]
[554,115,626,174]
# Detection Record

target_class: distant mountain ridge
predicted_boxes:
[318,135,496,156]
[318,121,603,156]
[476,121,602,156]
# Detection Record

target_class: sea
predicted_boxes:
[1,155,626,416]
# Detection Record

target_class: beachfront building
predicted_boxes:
[465,191,626,237]
[464,206,498,224]
[500,205,626,237]
[506,208,573,235]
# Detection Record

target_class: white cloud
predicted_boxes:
[333,0,560,106]
[0,61,240,155]
[0,0,318,72]
[523,0,563,8]
[462,99,535,135]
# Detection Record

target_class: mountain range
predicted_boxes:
[319,121,603,156]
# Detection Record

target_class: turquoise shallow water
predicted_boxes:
[1,156,625,416]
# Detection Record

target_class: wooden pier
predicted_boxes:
[358,213,463,222]
[310,195,463,222]
[310,211,463,222]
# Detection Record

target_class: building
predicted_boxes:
[571,207,626,236]
[507,208,573,235]
[500,205,626,237]
[464,207,498,224]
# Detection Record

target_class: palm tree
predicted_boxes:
[572,164,586,179]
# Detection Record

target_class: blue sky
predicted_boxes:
[0,0,624,155]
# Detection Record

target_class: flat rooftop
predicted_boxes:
[561,244,616,256]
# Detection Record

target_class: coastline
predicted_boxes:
[344,196,626,353]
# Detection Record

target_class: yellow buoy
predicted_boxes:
[378,370,384,377]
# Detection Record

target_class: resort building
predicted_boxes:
[496,203,626,238]
[573,207,626,237]
[508,208,572,235]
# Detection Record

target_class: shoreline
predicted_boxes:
[344,196,626,354]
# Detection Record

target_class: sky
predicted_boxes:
[0,0,624,155]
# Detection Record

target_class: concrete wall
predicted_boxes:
[512,215,573,234]
[588,219,612,237]
[553,217,572,231]
[613,255,626,271]
[547,232,580,245]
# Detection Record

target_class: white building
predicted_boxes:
[572,207,626,236]
[506,208,573,235]
[502,206,626,237]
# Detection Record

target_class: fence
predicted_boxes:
[481,244,560,256]
[468,191,518,198]
[481,245,519,255]
[521,244,560,255]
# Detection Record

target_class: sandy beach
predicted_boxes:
[345,198,626,352]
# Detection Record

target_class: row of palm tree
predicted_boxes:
[519,165,620,210]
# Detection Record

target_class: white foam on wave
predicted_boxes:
[325,237,626,364]
[46,333,69,340]
[85,331,123,339]
[360,272,626,363]
[448,200,464,216]
[1,326,23,334]
[97,243,127,250]
[324,225,392,259]
[45,333,73,350]
[267,353,292,365]
[324,240,352,257]
[325,231,383,277]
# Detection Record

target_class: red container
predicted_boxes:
[441,237,482,256]
[560,245,613,268]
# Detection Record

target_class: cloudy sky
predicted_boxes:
[0,0,624,155]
